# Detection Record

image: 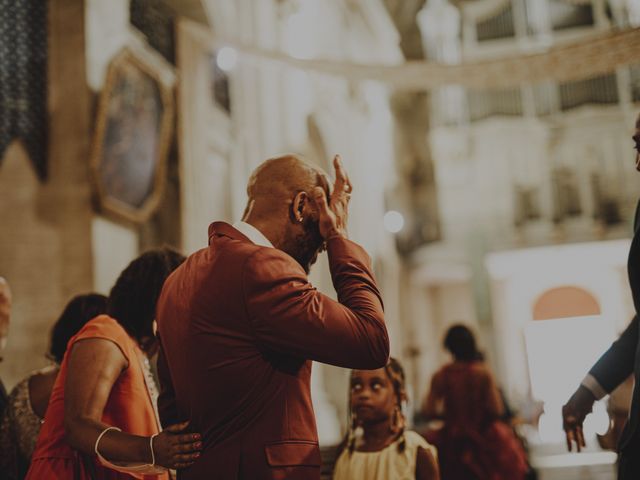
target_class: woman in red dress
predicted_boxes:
[26,249,201,479]
[421,325,528,480]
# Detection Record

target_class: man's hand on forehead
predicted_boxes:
[312,155,352,240]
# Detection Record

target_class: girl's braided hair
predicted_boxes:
[344,357,408,456]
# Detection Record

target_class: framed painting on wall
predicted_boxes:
[90,47,175,223]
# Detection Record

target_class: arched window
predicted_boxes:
[532,286,600,321]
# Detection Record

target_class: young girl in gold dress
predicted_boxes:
[333,358,440,480]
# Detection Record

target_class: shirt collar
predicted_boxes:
[232,221,274,248]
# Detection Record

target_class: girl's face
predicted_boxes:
[350,368,396,425]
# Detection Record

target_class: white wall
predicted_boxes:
[91,218,138,294]
[486,239,633,405]
[85,0,140,284]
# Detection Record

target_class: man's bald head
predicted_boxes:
[243,154,329,273]
[246,155,328,215]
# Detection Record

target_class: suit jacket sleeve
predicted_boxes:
[157,333,179,428]
[243,236,389,369]
[588,315,638,394]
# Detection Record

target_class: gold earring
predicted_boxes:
[390,407,400,433]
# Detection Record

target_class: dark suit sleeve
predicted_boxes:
[243,236,389,369]
[156,334,178,428]
[588,315,638,394]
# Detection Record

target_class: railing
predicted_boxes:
[548,0,594,31]
[430,70,629,126]
[559,74,619,111]
[477,5,516,41]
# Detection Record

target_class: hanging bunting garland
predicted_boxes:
[0,0,48,180]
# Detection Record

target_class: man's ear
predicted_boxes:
[242,199,255,222]
[291,191,307,224]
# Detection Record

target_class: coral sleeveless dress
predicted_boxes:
[26,315,168,479]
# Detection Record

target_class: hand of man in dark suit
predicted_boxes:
[562,385,596,452]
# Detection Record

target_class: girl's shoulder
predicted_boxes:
[403,430,436,453]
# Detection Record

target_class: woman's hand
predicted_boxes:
[152,421,202,470]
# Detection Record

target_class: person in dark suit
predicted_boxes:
[156,154,389,479]
[563,113,640,479]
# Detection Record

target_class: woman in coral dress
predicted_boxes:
[26,249,201,479]
[422,325,528,480]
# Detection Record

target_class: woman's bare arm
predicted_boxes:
[63,338,200,468]
[63,338,152,462]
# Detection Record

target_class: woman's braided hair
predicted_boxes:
[345,357,408,455]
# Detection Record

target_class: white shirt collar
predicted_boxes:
[232,221,274,248]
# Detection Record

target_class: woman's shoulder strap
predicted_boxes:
[70,315,133,363]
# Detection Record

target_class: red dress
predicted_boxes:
[26,315,168,479]
[424,361,528,480]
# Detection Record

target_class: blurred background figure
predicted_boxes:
[0,293,107,480]
[421,325,528,480]
[0,278,12,420]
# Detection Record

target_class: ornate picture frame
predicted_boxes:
[90,47,175,223]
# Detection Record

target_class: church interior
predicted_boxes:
[3,0,640,479]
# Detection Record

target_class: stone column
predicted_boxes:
[0,0,93,388]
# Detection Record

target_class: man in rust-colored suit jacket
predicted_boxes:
[156,155,389,479]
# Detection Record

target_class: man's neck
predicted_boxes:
[243,218,282,250]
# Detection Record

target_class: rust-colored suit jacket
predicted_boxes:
[156,222,388,480]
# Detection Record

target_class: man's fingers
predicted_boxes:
[568,426,582,452]
[333,155,345,181]
[332,155,350,192]
[313,187,330,212]
[577,426,586,451]
[565,430,573,452]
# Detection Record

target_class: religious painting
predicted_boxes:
[90,48,174,223]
